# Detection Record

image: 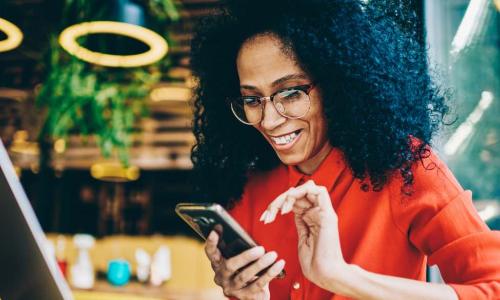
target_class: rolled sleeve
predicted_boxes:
[412,190,500,299]
[391,150,500,299]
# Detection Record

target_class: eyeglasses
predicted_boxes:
[229,83,316,125]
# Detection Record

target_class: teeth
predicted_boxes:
[271,132,298,145]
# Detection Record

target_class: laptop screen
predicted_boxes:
[0,140,73,300]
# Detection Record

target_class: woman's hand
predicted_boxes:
[204,230,286,300]
[260,180,348,290]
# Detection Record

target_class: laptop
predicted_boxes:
[0,140,73,300]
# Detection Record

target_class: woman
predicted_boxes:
[189,0,500,299]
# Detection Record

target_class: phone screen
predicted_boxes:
[176,203,256,258]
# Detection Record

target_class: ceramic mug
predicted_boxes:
[107,259,131,286]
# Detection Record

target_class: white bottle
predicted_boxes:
[70,234,95,289]
[150,245,171,286]
[135,248,151,283]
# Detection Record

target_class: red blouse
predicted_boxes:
[229,147,500,299]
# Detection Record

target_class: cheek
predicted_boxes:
[253,124,266,137]
[305,113,328,147]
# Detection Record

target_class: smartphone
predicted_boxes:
[175,202,285,278]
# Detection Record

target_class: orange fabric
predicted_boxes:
[229,147,500,299]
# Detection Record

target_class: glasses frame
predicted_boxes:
[229,83,316,125]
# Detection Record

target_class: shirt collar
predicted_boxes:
[287,147,347,191]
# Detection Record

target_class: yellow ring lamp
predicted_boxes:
[59,21,168,67]
[0,18,23,52]
[90,161,140,182]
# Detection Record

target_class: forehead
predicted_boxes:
[236,34,304,86]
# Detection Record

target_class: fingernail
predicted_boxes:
[272,259,285,272]
[259,210,268,222]
[265,251,278,262]
[253,246,264,255]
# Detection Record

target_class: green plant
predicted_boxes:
[36,0,179,165]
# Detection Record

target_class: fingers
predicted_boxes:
[280,195,296,215]
[302,206,323,225]
[205,230,279,297]
[294,211,310,245]
[261,180,332,224]
[216,247,280,297]
[244,259,286,292]
[288,180,329,208]
[222,246,265,277]
[209,244,266,295]
[231,251,278,289]
[259,188,292,223]
[293,198,313,211]
[205,231,222,269]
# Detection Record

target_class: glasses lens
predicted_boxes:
[230,97,262,124]
[274,89,310,118]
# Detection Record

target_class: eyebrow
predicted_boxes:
[240,73,309,90]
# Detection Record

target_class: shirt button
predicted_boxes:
[293,281,301,290]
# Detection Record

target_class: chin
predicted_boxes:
[275,151,306,166]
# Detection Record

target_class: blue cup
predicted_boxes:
[107,259,131,286]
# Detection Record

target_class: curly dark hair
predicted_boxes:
[190,0,449,207]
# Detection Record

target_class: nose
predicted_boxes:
[260,99,286,130]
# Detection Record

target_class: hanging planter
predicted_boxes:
[36,0,179,167]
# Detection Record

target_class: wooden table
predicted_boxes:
[73,280,225,300]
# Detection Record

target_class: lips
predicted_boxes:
[268,129,303,150]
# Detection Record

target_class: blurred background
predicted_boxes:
[426,0,499,229]
[0,0,498,299]
[1,0,202,237]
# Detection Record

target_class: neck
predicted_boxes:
[297,143,333,175]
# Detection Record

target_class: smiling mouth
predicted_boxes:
[270,129,302,146]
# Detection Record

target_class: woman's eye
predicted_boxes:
[242,97,260,106]
[279,89,302,100]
